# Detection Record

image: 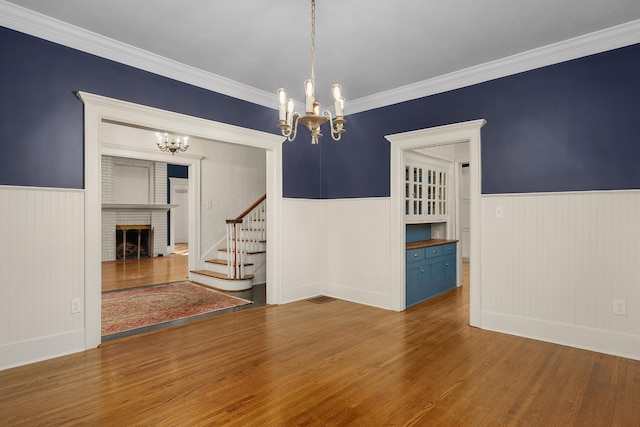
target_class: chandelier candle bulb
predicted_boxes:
[304,79,315,113]
[331,83,342,101]
[277,88,287,121]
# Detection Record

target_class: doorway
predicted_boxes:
[385,119,484,326]
[80,92,285,349]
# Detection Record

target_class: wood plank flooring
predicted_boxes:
[2,263,639,425]
[101,249,189,292]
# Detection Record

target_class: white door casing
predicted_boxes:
[79,92,284,349]
[386,119,485,326]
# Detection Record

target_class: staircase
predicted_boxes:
[190,194,266,291]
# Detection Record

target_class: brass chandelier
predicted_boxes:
[277,0,346,145]
[156,132,189,155]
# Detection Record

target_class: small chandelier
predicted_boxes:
[277,0,346,145]
[156,132,189,155]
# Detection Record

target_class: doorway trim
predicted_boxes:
[385,119,485,326]
[79,92,284,349]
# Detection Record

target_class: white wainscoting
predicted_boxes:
[480,191,640,360]
[280,199,326,303]
[0,186,85,370]
[281,198,393,309]
[323,198,392,309]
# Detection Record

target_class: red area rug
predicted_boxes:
[102,282,251,335]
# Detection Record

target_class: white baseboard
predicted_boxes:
[280,282,323,304]
[323,282,394,311]
[0,330,86,371]
[482,311,640,361]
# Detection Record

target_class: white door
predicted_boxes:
[170,178,189,246]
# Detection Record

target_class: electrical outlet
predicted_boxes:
[495,206,504,219]
[613,299,626,316]
[433,231,439,238]
[71,298,82,314]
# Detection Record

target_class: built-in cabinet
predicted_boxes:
[404,149,457,308]
[406,239,457,308]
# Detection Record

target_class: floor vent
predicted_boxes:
[307,295,336,304]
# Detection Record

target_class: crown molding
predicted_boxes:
[0,0,276,109]
[2,1,640,114]
[348,19,640,114]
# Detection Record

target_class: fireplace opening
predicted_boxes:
[116,225,154,260]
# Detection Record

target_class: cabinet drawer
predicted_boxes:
[442,243,456,255]
[425,245,442,259]
[406,248,425,262]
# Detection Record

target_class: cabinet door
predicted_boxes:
[404,158,449,222]
[406,262,428,307]
[443,256,457,289]
[405,164,424,217]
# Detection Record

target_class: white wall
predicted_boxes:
[480,191,640,360]
[0,186,85,369]
[199,142,266,258]
[281,198,393,309]
[281,190,640,361]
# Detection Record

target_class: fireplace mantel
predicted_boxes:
[102,204,177,211]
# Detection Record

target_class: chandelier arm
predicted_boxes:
[287,113,302,142]
[322,110,341,141]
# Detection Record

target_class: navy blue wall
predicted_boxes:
[317,43,640,197]
[0,26,297,189]
[3,25,640,197]
[167,164,188,181]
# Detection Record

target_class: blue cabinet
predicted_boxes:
[406,242,457,308]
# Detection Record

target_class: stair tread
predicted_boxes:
[191,270,254,281]
[205,258,253,266]
[219,248,266,255]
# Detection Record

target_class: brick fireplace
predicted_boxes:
[101,156,169,262]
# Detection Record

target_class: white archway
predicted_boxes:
[79,92,284,348]
[386,119,485,326]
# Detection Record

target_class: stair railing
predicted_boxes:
[225,194,266,279]
[225,219,245,279]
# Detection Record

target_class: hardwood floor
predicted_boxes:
[101,247,189,292]
[101,243,266,342]
[2,263,639,425]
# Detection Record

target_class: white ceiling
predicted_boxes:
[3,0,640,112]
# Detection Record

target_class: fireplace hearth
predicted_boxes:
[116,225,154,260]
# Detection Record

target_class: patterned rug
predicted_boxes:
[102,282,251,335]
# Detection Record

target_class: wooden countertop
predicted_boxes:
[406,239,459,250]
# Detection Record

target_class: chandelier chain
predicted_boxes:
[310,0,316,82]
